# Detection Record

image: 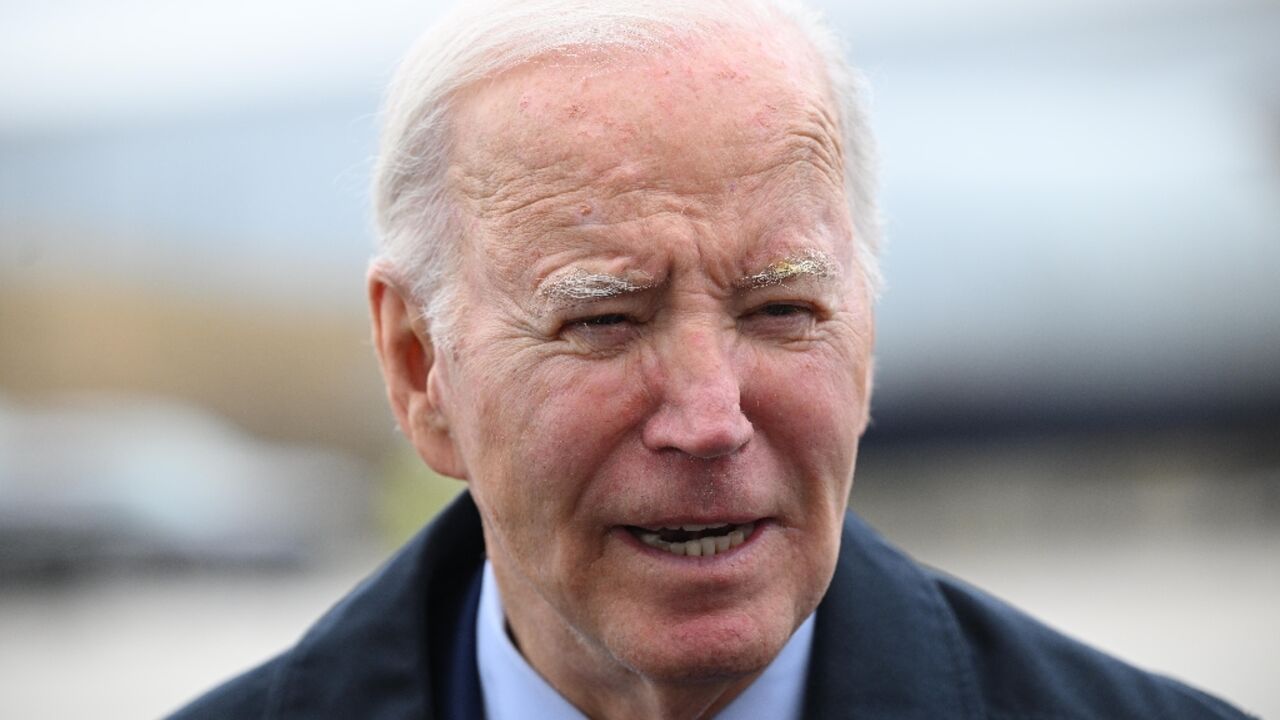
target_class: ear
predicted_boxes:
[367,264,468,479]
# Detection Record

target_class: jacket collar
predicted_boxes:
[268,492,485,720]
[805,512,984,719]
[266,493,981,719]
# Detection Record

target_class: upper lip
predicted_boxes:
[623,516,765,531]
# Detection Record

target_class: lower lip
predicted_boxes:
[613,521,769,563]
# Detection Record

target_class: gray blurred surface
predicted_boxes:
[0,394,373,580]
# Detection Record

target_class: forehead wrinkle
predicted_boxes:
[451,157,596,223]
[740,97,845,188]
[780,126,842,191]
[794,94,845,177]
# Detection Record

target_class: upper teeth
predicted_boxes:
[636,522,755,558]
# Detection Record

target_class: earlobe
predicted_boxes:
[367,265,468,479]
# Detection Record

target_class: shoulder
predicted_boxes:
[924,567,1255,720]
[813,513,1255,720]
[165,657,280,720]
[164,493,487,720]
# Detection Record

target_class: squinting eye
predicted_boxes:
[561,313,638,348]
[578,313,629,327]
[741,303,818,339]
[757,303,810,317]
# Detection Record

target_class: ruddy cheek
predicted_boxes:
[532,362,647,457]
[753,358,855,455]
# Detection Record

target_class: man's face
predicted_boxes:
[431,35,874,682]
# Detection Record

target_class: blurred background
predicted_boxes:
[1,0,1277,717]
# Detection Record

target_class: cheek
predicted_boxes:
[756,347,863,421]
[744,346,866,483]
[467,354,649,522]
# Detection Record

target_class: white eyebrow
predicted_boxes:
[734,250,839,290]
[538,268,658,307]
[536,251,837,307]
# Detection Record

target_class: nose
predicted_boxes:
[641,327,754,459]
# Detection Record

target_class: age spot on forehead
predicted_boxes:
[572,201,607,227]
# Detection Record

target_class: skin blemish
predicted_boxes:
[735,249,838,290]
[539,268,657,306]
[751,103,779,129]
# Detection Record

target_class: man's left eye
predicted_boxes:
[741,303,818,337]
[577,313,630,327]
[756,303,810,318]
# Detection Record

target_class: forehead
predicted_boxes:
[446,30,849,283]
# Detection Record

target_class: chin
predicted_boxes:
[608,610,794,684]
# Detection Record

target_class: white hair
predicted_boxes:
[373,0,881,344]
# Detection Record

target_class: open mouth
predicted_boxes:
[625,522,757,558]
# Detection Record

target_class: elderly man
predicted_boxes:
[172,1,1251,718]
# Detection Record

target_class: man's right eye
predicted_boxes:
[560,314,639,351]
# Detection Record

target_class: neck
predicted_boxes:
[490,562,767,720]
[512,617,763,720]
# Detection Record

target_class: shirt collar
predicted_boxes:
[477,561,586,720]
[476,560,814,720]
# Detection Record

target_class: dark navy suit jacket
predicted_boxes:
[169,493,1253,719]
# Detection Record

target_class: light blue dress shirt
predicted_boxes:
[477,560,814,720]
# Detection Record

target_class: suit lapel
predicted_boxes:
[268,492,486,720]
[804,513,984,719]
